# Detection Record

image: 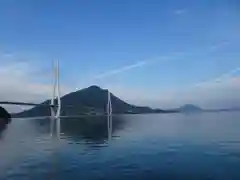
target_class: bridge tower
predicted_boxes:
[107,90,112,140]
[107,90,112,116]
[51,61,61,118]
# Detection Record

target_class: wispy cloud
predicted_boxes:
[209,40,229,52]
[88,42,233,82]
[0,60,71,112]
[1,51,239,112]
[94,61,147,79]
[174,9,187,15]
[93,55,180,80]
[159,67,240,109]
[194,67,240,88]
[103,66,240,109]
[93,41,233,81]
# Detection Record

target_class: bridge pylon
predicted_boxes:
[107,90,112,115]
[51,61,61,118]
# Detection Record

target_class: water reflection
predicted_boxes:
[0,124,7,139]
[32,115,125,145]
[107,115,112,141]
[60,115,125,144]
[50,117,61,139]
[50,115,113,143]
[0,118,11,139]
[1,113,240,180]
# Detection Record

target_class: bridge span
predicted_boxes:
[0,61,61,119]
[0,101,56,107]
[0,61,113,119]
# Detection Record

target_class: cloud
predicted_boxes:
[186,77,240,109]
[93,61,148,79]
[1,52,14,58]
[90,54,240,109]
[193,67,240,88]
[101,67,240,110]
[209,40,229,52]
[174,9,187,15]
[179,68,240,108]
[160,67,240,109]
[93,55,178,80]
[109,77,240,110]
[0,60,71,113]
[1,53,239,113]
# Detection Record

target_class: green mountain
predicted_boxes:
[14,85,163,117]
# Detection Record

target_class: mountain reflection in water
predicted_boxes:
[32,115,125,144]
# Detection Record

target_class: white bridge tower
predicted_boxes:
[107,90,112,140]
[51,61,61,118]
[107,90,112,116]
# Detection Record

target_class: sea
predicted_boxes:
[0,112,240,180]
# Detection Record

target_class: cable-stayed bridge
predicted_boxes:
[0,61,112,119]
[0,101,56,107]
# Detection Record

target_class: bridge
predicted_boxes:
[0,101,56,107]
[0,61,113,119]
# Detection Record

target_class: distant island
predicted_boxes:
[176,104,240,113]
[12,85,240,118]
[177,104,203,113]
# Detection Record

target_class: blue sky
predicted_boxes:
[0,0,240,111]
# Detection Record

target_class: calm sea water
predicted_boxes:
[0,112,240,180]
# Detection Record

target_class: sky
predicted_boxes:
[0,0,240,112]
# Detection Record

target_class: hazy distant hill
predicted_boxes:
[205,107,240,112]
[177,104,202,113]
[14,85,163,117]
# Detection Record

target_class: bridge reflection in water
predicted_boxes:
[50,115,113,142]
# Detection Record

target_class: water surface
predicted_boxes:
[0,112,240,180]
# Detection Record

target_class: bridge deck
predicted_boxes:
[0,101,56,107]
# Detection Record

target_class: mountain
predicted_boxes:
[14,85,162,117]
[178,104,202,113]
